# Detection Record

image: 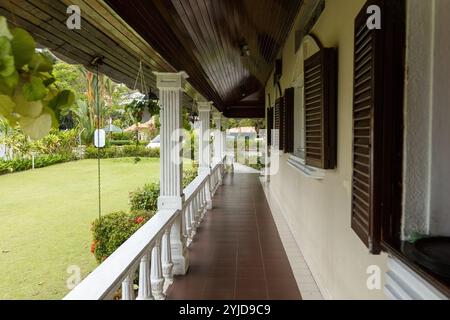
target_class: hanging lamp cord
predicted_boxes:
[91,56,104,221]
[96,63,101,221]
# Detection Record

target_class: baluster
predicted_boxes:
[136,252,153,300]
[162,227,173,287]
[121,273,135,300]
[200,184,206,218]
[151,238,165,300]
[191,194,198,237]
[185,203,192,245]
[194,191,200,227]
[181,205,188,243]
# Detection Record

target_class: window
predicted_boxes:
[287,35,336,172]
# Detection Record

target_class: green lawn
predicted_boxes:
[0,158,163,300]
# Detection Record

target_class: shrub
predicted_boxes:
[109,140,133,146]
[91,210,155,263]
[122,145,159,158]
[183,167,198,187]
[112,132,134,141]
[129,183,160,212]
[84,145,159,159]
[0,154,72,175]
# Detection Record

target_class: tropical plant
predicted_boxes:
[90,210,155,263]
[0,16,75,139]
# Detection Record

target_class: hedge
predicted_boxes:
[0,154,72,175]
[84,145,160,159]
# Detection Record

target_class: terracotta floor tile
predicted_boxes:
[166,173,301,300]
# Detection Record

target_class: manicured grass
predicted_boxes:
[0,158,163,300]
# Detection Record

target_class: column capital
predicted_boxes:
[153,71,189,90]
[197,101,213,112]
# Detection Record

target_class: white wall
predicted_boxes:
[429,0,450,236]
[265,0,388,300]
[403,0,450,238]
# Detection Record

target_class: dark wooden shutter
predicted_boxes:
[274,99,280,149]
[304,48,337,169]
[267,108,274,146]
[284,88,295,153]
[351,0,405,254]
[275,97,285,151]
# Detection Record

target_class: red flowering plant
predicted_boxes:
[90,210,155,263]
[134,216,145,224]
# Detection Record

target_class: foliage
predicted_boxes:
[90,210,155,263]
[125,99,146,124]
[183,166,198,187]
[84,145,160,159]
[72,100,94,144]
[0,153,71,175]
[111,131,133,141]
[129,182,160,212]
[52,62,86,99]
[109,140,133,146]
[222,118,266,132]
[128,167,197,213]
[0,16,75,139]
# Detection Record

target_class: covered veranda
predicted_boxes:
[1,0,310,300]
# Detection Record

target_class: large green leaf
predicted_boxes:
[13,88,43,118]
[0,70,18,95]
[22,76,48,101]
[29,52,53,73]
[0,17,12,40]
[19,112,52,140]
[48,89,75,109]
[0,37,15,77]
[43,106,58,128]
[10,28,35,69]
[0,94,15,116]
[0,36,11,57]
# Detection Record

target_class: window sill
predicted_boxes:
[383,240,450,299]
[287,154,325,180]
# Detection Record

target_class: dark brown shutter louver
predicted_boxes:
[304,48,337,169]
[274,99,281,149]
[274,97,285,151]
[284,88,295,153]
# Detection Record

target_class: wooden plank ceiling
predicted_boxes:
[105,0,303,117]
[1,0,303,118]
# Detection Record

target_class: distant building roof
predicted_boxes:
[124,118,156,132]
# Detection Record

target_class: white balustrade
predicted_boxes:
[64,163,225,300]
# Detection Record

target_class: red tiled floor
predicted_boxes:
[166,173,301,300]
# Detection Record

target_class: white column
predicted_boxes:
[213,112,224,186]
[154,71,189,275]
[212,111,223,162]
[197,101,213,210]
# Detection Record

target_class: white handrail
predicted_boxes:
[64,161,225,300]
[64,208,178,300]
